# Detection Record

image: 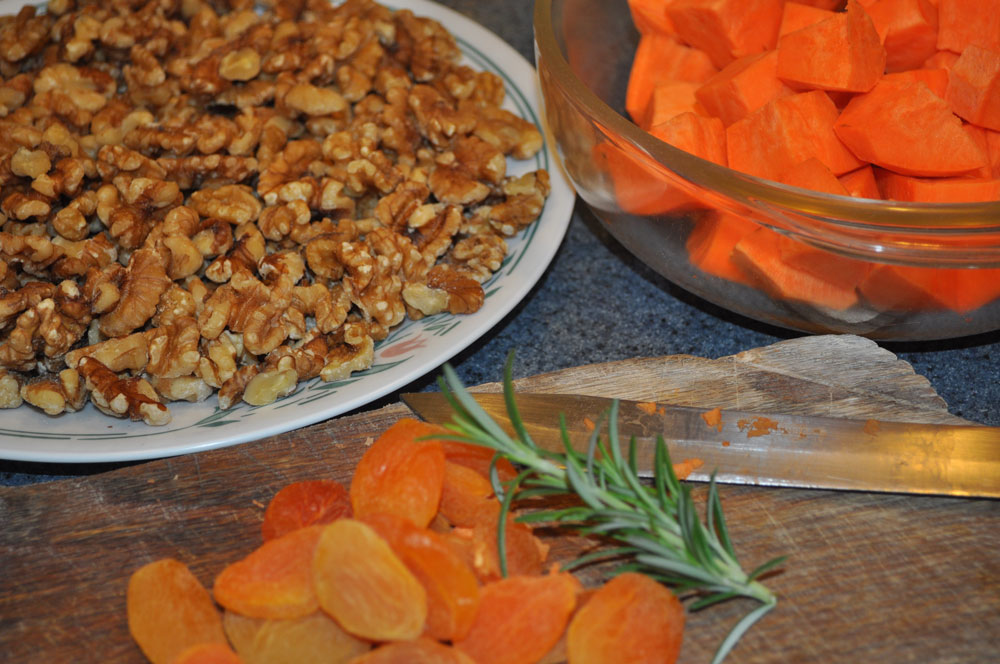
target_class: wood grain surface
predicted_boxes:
[1,335,997,664]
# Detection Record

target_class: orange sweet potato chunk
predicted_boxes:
[127,558,228,664]
[931,269,1000,313]
[875,169,1000,202]
[946,44,1000,131]
[666,0,785,69]
[363,512,481,642]
[650,112,728,166]
[642,81,706,129]
[213,525,323,620]
[936,0,1000,54]
[261,479,352,541]
[963,123,996,178]
[986,127,1000,176]
[626,32,718,122]
[350,418,447,528]
[924,49,960,70]
[779,2,836,37]
[348,638,476,664]
[313,519,427,642]
[171,643,243,664]
[454,572,582,664]
[778,157,852,194]
[566,572,685,664]
[859,264,1000,313]
[685,211,761,283]
[838,164,882,198]
[695,50,795,127]
[591,141,706,216]
[834,78,989,176]
[866,0,940,72]
[223,610,370,664]
[776,0,886,92]
[882,68,950,98]
[628,0,676,35]
[858,264,948,311]
[727,90,864,181]
[732,227,869,310]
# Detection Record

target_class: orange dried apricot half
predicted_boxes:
[566,572,685,664]
[454,571,581,664]
[438,460,497,528]
[470,505,549,582]
[440,438,518,482]
[127,558,227,664]
[349,418,447,528]
[261,479,352,541]
[312,518,427,641]
[223,610,370,664]
[213,525,323,620]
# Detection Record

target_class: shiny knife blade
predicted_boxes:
[401,391,1000,498]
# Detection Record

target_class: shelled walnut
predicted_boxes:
[0,0,549,426]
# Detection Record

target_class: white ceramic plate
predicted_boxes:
[0,0,575,463]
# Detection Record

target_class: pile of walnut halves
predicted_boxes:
[0,0,550,425]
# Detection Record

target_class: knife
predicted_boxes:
[401,391,1000,499]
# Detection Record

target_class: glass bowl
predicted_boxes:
[533,0,1000,341]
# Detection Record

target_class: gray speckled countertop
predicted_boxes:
[2,0,998,486]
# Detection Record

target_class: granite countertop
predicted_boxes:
[2,0,999,486]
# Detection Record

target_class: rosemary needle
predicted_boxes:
[432,353,787,664]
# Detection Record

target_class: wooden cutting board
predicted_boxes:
[1,335,997,664]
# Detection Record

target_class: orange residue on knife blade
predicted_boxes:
[636,401,657,415]
[583,417,596,432]
[672,458,704,479]
[863,419,881,435]
[721,441,730,447]
[737,416,783,438]
[701,407,723,432]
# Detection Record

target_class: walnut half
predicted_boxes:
[78,357,170,426]
[20,368,86,415]
[0,369,23,409]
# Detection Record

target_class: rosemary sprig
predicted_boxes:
[433,354,786,664]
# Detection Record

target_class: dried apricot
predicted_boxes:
[346,637,476,664]
[566,572,685,664]
[350,419,447,528]
[439,461,497,527]
[171,642,244,664]
[440,527,478,572]
[363,512,481,642]
[127,558,227,664]
[471,504,550,582]
[223,610,370,664]
[213,525,323,620]
[440,439,519,482]
[312,518,427,641]
[261,479,352,541]
[454,572,582,664]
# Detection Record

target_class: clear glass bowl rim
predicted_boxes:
[533,0,1000,234]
